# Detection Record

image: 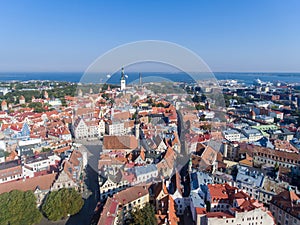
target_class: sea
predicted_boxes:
[0,72,300,85]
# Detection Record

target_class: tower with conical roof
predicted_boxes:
[120,67,126,91]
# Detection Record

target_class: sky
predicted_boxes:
[0,0,300,72]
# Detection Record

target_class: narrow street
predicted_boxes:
[39,141,102,225]
[66,143,101,225]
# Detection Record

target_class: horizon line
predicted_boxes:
[0,71,300,74]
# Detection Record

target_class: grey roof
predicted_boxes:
[191,172,213,191]
[253,137,274,149]
[134,164,157,177]
[190,191,206,208]
[25,151,55,164]
[241,127,262,137]
[236,165,264,188]
[223,129,240,135]
[213,171,234,182]
[0,159,21,171]
[153,135,163,146]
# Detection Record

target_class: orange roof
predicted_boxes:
[6,151,18,161]
[0,173,57,194]
[206,211,235,218]
[195,207,207,215]
[113,111,131,120]
[53,145,71,154]
[114,185,149,205]
[98,197,119,225]
[103,135,138,150]
[208,184,229,200]
[270,190,300,218]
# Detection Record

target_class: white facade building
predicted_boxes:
[222,129,241,142]
[105,121,125,135]
[73,118,88,139]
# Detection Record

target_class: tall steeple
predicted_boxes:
[120,67,126,90]
[139,73,142,86]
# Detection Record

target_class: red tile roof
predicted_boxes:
[103,135,138,150]
[0,173,57,194]
[113,185,149,206]
[270,190,300,218]
[98,197,119,225]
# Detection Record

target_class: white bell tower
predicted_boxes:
[120,67,126,91]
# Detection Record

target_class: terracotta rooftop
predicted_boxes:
[195,207,207,215]
[0,173,57,194]
[98,197,119,225]
[103,135,138,150]
[114,185,149,206]
[240,143,300,164]
[206,211,235,218]
[270,190,300,218]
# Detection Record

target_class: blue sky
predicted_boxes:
[0,0,299,72]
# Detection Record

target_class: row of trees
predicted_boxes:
[0,188,84,225]
[1,83,77,105]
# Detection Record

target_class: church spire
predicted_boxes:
[120,67,126,90]
[121,67,125,80]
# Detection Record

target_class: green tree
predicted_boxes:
[28,102,46,113]
[42,188,84,221]
[156,102,165,108]
[0,190,42,225]
[41,147,52,153]
[195,104,205,110]
[128,203,157,225]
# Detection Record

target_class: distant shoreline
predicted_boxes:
[0,72,299,84]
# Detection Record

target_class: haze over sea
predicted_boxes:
[0,72,299,85]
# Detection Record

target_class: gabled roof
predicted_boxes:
[98,197,119,225]
[270,190,300,218]
[0,173,57,194]
[114,185,149,205]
